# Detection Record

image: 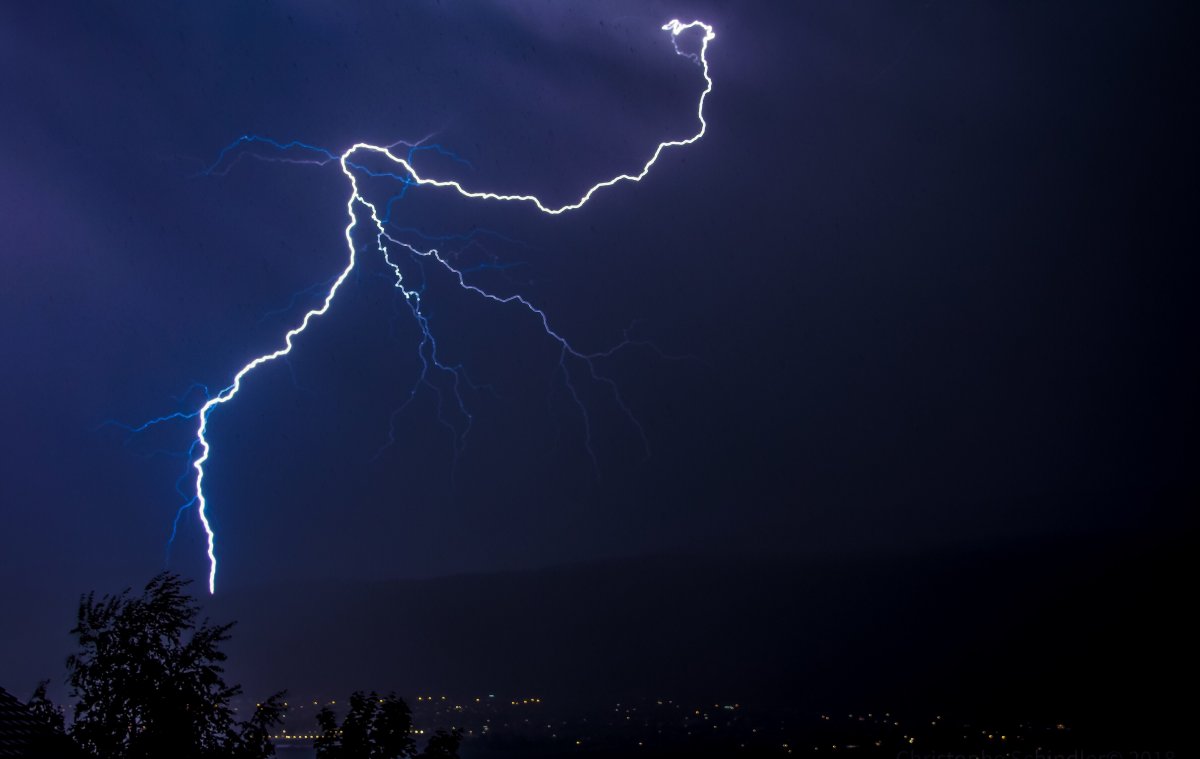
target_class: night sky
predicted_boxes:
[1,0,1195,715]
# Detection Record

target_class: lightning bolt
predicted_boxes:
[124,20,715,593]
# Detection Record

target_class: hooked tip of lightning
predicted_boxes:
[663,19,715,41]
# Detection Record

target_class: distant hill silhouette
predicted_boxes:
[210,528,1192,746]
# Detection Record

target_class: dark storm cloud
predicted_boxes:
[0,0,1195,701]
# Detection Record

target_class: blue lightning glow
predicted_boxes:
[129,20,715,593]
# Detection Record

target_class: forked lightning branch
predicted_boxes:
[120,20,716,593]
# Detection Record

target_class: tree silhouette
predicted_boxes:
[26,680,66,735]
[24,680,81,758]
[315,691,460,759]
[32,573,459,758]
[63,572,285,759]
[417,729,462,759]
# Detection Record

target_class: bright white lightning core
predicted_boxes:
[175,20,713,593]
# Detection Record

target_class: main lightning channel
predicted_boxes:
[185,19,714,593]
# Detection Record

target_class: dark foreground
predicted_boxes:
[269,698,1180,758]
